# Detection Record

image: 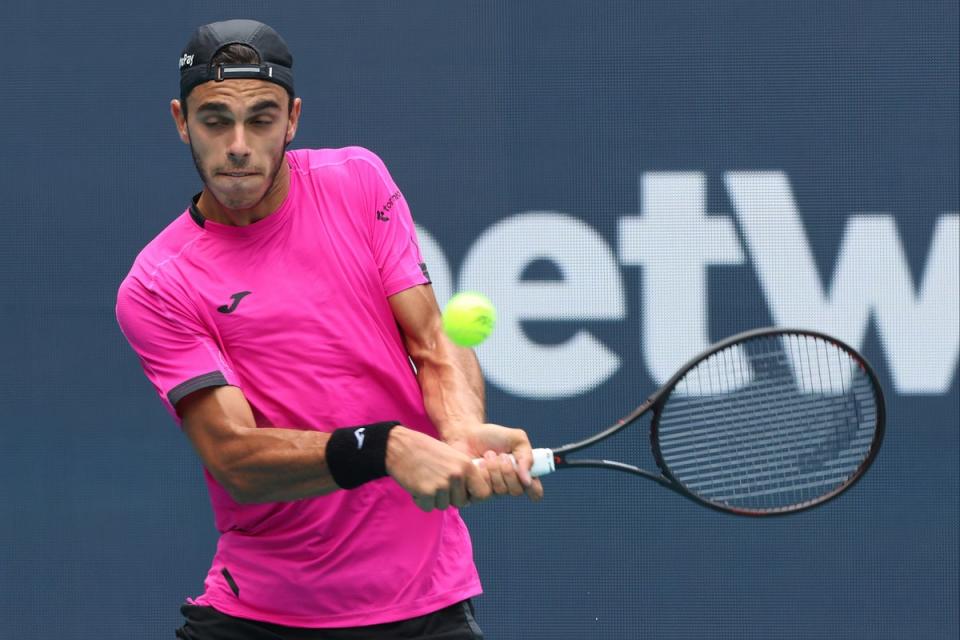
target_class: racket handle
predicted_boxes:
[472,448,555,478]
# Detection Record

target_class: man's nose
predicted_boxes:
[227,124,251,163]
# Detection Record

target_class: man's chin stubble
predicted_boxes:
[188,140,286,214]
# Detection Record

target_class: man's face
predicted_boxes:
[171,80,301,211]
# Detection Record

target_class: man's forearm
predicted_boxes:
[205,425,340,503]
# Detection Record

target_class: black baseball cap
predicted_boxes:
[179,19,294,103]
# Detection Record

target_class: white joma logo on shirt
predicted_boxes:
[355,428,365,450]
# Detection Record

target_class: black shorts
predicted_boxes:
[175,600,484,640]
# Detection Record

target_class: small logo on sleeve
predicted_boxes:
[376,191,403,222]
[355,428,366,449]
[217,291,252,314]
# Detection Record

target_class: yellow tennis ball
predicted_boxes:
[442,292,497,347]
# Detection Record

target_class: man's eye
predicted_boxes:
[252,119,273,126]
[204,120,228,128]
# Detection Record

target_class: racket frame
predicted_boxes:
[548,327,886,516]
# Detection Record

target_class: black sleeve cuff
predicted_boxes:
[168,371,229,407]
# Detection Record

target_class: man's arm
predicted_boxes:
[178,385,337,503]
[178,385,493,508]
[119,268,491,509]
[389,284,544,501]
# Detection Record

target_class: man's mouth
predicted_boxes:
[219,171,259,178]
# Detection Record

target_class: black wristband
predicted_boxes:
[326,422,400,489]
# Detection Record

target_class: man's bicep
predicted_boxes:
[178,385,257,476]
[389,283,482,386]
[388,283,445,355]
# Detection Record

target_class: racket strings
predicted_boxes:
[655,334,879,513]
[660,392,874,461]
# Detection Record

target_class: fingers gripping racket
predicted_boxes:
[516,328,885,516]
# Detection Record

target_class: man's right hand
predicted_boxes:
[385,426,492,511]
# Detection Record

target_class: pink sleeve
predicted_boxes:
[116,277,239,422]
[355,150,431,296]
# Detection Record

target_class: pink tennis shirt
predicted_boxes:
[116,147,481,627]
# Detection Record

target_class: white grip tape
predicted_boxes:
[529,447,555,477]
[471,448,555,478]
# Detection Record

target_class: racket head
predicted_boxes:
[649,327,885,516]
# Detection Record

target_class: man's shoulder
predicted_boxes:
[288,146,391,180]
[119,210,200,295]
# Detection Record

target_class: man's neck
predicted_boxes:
[197,157,290,227]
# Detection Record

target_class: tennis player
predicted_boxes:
[116,19,542,639]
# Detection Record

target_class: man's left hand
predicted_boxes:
[447,424,545,503]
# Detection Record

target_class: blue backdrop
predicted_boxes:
[0,1,956,638]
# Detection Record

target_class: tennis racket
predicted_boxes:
[516,327,885,516]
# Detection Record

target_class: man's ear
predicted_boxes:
[171,99,190,144]
[285,97,302,145]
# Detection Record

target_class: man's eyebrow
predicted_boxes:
[194,100,281,116]
[195,102,231,115]
[249,99,282,113]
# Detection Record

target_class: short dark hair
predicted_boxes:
[181,43,295,113]
[210,43,260,65]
